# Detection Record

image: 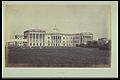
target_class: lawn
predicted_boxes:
[5,47,111,67]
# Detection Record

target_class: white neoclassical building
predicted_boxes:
[7,29,93,47]
[23,29,74,47]
[23,29,93,47]
[73,32,93,46]
[24,29,46,47]
[6,35,27,47]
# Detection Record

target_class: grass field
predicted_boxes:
[5,47,111,67]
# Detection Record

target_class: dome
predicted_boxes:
[50,26,61,34]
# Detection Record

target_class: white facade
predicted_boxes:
[23,29,93,47]
[24,29,46,47]
[7,35,27,47]
[80,32,93,44]
[73,32,93,46]
[7,29,93,47]
[64,34,74,46]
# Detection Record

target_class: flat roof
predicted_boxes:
[24,29,46,33]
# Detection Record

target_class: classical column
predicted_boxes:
[35,33,36,46]
[43,34,44,46]
[54,36,56,46]
[54,36,55,46]
[28,33,30,46]
[56,36,57,46]
[39,34,41,46]
[31,33,32,42]
[30,33,33,45]
[60,36,61,44]
[57,35,59,46]
[51,36,52,46]
[43,34,44,42]
[38,33,39,44]
[40,34,42,46]
[30,33,32,46]
[42,34,43,46]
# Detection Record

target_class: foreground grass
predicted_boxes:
[5,47,111,67]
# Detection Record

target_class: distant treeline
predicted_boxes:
[76,40,111,50]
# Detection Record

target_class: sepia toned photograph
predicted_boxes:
[4,4,112,68]
[2,1,118,78]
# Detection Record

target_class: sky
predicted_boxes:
[5,5,111,41]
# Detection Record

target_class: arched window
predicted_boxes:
[30,43,32,46]
[33,43,35,46]
[33,34,35,39]
[37,43,38,46]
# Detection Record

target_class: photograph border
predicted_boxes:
[2,1,118,78]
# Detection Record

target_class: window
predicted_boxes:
[24,35,27,39]
[30,43,32,46]
[60,36,61,40]
[56,36,57,40]
[36,34,38,39]
[54,36,55,40]
[39,34,41,38]
[30,34,32,38]
[63,37,65,39]
[48,37,50,39]
[33,43,35,46]
[37,43,38,46]
[33,34,35,39]
[15,35,18,39]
